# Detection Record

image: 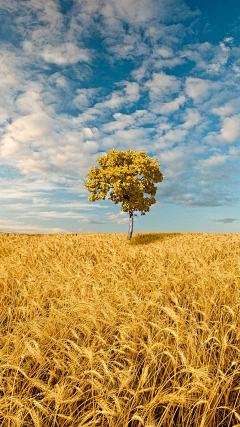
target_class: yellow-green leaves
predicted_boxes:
[84,148,164,216]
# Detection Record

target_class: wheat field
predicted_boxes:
[0,232,240,427]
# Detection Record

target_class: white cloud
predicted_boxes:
[204,115,240,147]
[146,72,176,91]
[156,122,172,133]
[77,0,198,27]
[131,62,150,81]
[106,33,150,60]
[146,72,181,100]
[116,128,151,142]
[101,109,158,133]
[228,146,240,156]
[102,0,153,24]
[0,136,20,158]
[0,51,17,88]
[20,210,88,219]
[154,127,188,150]
[24,0,63,29]
[101,127,153,149]
[219,116,240,142]
[0,218,68,234]
[232,65,240,76]
[202,132,217,146]
[76,81,140,120]
[160,148,184,163]
[102,93,125,109]
[40,42,90,65]
[185,77,209,99]
[105,211,130,224]
[180,38,232,75]
[15,158,52,175]
[0,107,9,125]
[49,73,68,88]
[224,37,234,44]
[155,47,173,58]
[207,41,230,74]
[101,114,135,133]
[162,127,188,142]
[211,104,234,117]
[181,108,202,129]
[2,112,52,144]
[82,128,94,139]
[154,56,185,70]
[157,95,186,114]
[15,84,46,114]
[82,140,99,153]
[131,109,158,125]
[124,81,140,102]
[194,153,229,169]
[73,88,98,111]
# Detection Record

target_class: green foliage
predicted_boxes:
[84,148,164,216]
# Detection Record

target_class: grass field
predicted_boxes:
[0,232,240,427]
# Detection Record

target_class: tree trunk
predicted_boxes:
[127,212,134,240]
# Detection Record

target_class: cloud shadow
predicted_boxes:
[128,232,183,245]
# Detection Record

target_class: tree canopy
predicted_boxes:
[84,148,164,217]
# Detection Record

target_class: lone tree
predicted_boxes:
[84,148,164,239]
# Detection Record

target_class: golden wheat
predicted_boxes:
[0,232,240,426]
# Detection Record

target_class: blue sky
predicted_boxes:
[0,0,240,235]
